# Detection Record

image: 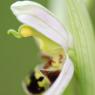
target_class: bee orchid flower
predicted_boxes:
[8,1,74,95]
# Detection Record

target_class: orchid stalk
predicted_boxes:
[8,1,74,95]
[84,0,91,7]
[85,0,95,30]
[49,0,95,95]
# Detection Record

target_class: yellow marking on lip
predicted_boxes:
[38,78,50,89]
[35,70,44,79]
[34,70,50,88]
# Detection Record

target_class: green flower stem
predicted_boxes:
[65,0,95,95]
[84,0,91,8]
[49,0,95,95]
[87,0,95,31]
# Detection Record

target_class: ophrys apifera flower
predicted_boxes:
[8,1,74,95]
